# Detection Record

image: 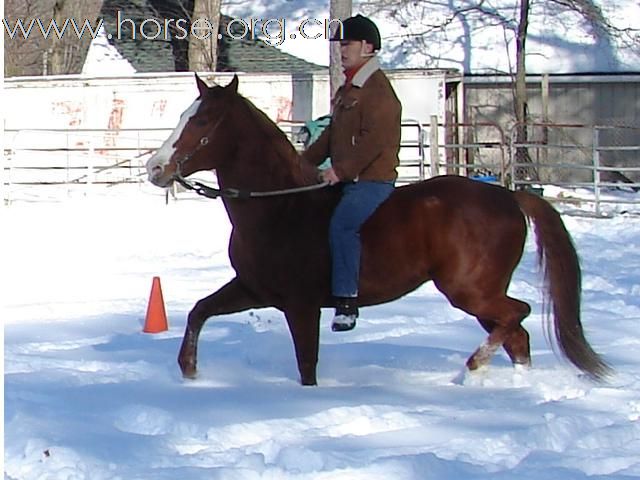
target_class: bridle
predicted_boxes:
[173,110,226,181]
[169,108,329,200]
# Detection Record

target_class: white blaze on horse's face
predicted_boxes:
[146,98,202,187]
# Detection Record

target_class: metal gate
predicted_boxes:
[510,123,640,215]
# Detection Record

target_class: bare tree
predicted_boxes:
[4,0,103,76]
[4,0,223,76]
[4,0,47,76]
[189,0,221,71]
[114,0,221,72]
[362,0,639,181]
[147,0,194,71]
[513,0,533,180]
[329,0,352,97]
[47,0,103,75]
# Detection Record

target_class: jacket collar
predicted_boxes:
[350,56,381,88]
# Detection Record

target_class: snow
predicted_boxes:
[4,184,640,479]
[81,25,136,76]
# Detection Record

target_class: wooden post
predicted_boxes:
[430,115,439,177]
[541,74,549,169]
[329,1,352,98]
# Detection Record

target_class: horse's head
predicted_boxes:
[146,74,238,188]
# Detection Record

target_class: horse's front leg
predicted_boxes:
[179,277,263,379]
[284,304,321,386]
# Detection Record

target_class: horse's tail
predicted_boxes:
[513,191,612,381]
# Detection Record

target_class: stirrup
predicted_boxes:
[331,313,357,332]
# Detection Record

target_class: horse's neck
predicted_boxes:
[215,102,321,227]
[217,102,316,192]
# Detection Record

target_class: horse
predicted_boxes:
[146,74,611,386]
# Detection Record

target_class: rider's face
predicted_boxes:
[339,40,374,70]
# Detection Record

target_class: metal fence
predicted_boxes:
[1,120,433,202]
[509,123,640,216]
[2,127,168,202]
[419,119,640,215]
[3,121,640,215]
[277,118,430,184]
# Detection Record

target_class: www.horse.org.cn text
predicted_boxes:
[3,13,345,47]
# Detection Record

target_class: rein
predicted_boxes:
[173,173,330,200]
[170,109,329,199]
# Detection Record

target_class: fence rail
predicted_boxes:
[2,127,168,202]
[508,123,640,216]
[3,121,640,215]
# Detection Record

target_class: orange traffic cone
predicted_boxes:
[144,276,168,333]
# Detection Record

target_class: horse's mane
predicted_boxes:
[234,94,320,185]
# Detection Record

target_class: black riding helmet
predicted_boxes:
[330,14,381,51]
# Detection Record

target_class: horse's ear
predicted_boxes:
[195,74,209,96]
[226,74,239,94]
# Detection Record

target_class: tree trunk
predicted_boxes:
[329,0,352,98]
[5,0,46,76]
[47,0,103,75]
[514,0,537,182]
[48,0,70,75]
[148,0,193,72]
[189,0,221,71]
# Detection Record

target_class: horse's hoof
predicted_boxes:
[301,375,317,386]
[452,365,490,385]
[179,360,198,380]
[299,364,317,386]
[182,369,198,380]
[451,368,467,385]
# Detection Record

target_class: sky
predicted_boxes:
[3,183,640,479]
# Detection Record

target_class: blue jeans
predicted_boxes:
[329,180,395,298]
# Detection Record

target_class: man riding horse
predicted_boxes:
[303,15,402,333]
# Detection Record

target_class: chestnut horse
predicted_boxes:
[146,74,610,385]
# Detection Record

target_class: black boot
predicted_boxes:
[331,297,359,332]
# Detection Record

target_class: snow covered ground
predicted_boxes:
[3,184,640,479]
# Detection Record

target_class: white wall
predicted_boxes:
[5,69,458,131]
[4,69,459,189]
[5,72,295,132]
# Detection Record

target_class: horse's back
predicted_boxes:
[391,175,519,213]
[368,175,525,240]
[359,175,528,304]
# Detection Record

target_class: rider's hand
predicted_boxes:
[321,167,341,185]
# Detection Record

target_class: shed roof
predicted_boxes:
[100,0,326,73]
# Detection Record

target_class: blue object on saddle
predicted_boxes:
[471,175,498,183]
[299,115,331,170]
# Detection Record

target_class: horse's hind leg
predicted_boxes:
[458,296,531,371]
[477,318,531,367]
[504,326,531,366]
[178,277,264,379]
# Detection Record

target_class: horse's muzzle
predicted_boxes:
[146,158,175,188]
[148,165,165,185]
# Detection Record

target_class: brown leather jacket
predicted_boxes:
[302,57,402,182]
